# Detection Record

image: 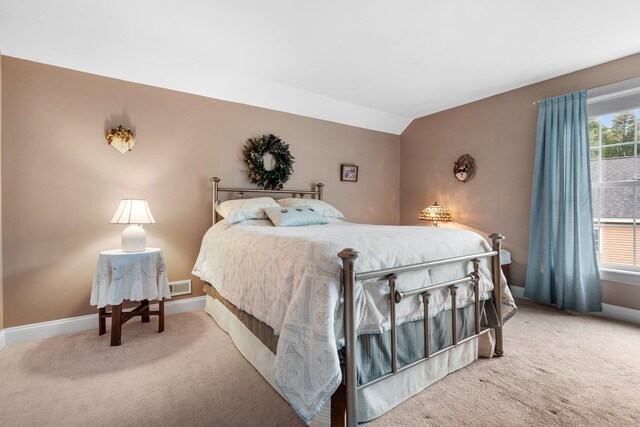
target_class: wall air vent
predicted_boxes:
[169,280,192,297]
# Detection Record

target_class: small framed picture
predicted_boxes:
[341,164,359,182]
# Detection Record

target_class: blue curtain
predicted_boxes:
[524,90,602,312]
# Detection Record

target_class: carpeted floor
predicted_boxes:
[0,299,638,426]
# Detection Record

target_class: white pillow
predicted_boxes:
[277,198,344,219]
[216,197,280,224]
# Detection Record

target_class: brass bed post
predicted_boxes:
[211,177,220,224]
[471,259,481,336]
[450,286,459,346]
[317,183,324,200]
[422,292,431,358]
[338,248,359,427]
[387,274,398,373]
[489,233,505,356]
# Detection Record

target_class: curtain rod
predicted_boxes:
[532,92,585,105]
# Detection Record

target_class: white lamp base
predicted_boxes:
[122,224,147,253]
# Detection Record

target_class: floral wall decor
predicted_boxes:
[106,125,136,154]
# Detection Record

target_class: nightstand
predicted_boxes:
[501,249,512,284]
[90,248,171,346]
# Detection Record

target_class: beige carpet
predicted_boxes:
[0,300,638,426]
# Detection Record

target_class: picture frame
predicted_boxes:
[341,164,359,182]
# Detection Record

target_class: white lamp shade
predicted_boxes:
[110,199,156,224]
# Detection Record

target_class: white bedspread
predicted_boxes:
[192,219,514,423]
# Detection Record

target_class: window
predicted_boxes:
[589,109,639,272]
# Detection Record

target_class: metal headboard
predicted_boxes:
[210,177,325,224]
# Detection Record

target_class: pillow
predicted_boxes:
[264,206,330,227]
[215,197,280,224]
[276,198,344,219]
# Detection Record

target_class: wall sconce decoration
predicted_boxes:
[453,154,476,183]
[419,202,453,227]
[106,125,136,154]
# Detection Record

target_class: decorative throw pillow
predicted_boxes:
[264,206,330,227]
[276,198,344,219]
[215,197,280,224]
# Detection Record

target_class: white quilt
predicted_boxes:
[192,219,515,423]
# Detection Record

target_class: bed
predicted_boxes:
[193,177,516,426]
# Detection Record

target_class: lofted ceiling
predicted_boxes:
[2,1,640,134]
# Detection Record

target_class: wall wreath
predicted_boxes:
[243,134,295,190]
[453,154,476,183]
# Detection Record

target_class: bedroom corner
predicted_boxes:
[399,52,640,314]
[0,56,400,331]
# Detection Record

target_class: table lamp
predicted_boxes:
[419,202,452,227]
[110,199,156,252]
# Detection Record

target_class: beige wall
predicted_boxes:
[400,52,640,310]
[1,57,400,328]
[0,51,3,330]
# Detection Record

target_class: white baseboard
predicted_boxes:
[508,285,525,299]
[593,303,640,325]
[2,296,206,348]
[509,285,640,325]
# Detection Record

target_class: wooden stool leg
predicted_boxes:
[158,299,165,333]
[141,299,150,323]
[111,304,123,346]
[331,384,347,427]
[98,307,106,336]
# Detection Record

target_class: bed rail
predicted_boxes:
[338,234,505,427]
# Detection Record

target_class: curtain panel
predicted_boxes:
[524,90,602,312]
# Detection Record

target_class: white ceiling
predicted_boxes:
[2,0,640,134]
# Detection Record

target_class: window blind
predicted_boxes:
[587,76,640,116]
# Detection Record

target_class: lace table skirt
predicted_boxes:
[90,248,171,308]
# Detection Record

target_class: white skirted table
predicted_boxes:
[91,248,171,346]
[500,249,512,284]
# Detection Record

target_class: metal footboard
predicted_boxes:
[338,234,505,427]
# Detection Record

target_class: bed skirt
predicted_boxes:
[204,293,491,424]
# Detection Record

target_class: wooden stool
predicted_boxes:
[98,299,165,346]
[91,248,170,347]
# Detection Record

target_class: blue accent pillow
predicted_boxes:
[263,206,330,227]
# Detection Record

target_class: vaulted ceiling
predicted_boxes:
[2,1,640,134]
